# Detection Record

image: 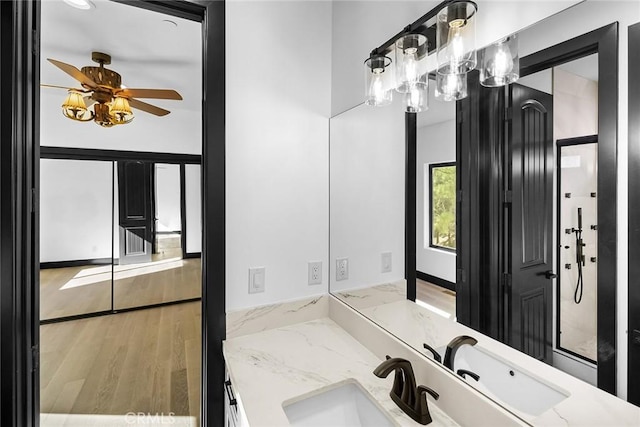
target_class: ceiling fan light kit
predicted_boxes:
[44,51,182,128]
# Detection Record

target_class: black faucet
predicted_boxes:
[443,335,477,370]
[374,356,439,425]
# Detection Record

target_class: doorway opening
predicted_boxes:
[38,1,204,425]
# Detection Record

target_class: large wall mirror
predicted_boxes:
[329,0,639,418]
[40,154,202,322]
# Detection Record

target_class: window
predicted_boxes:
[429,162,456,251]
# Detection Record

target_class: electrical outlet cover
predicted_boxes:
[308,261,322,285]
[336,258,349,281]
[381,252,392,273]
[249,267,265,294]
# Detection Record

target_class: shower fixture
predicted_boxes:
[571,207,586,304]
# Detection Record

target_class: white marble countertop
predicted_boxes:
[223,317,459,427]
[360,300,640,426]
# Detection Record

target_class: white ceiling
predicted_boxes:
[40,0,202,154]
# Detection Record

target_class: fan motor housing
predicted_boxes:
[81,66,122,89]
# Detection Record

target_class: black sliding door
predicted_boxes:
[117,161,153,265]
[507,84,554,363]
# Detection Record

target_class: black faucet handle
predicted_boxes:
[457,369,480,382]
[411,385,439,426]
[417,385,440,400]
[423,343,442,363]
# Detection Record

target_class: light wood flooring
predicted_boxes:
[40,254,201,320]
[416,279,456,318]
[40,301,201,422]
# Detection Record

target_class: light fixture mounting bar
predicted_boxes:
[370,0,457,56]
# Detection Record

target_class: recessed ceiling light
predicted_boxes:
[162,19,178,27]
[63,0,95,10]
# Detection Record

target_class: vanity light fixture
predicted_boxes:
[364,0,479,108]
[404,82,429,112]
[436,1,477,75]
[479,34,520,87]
[434,71,467,101]
[395,34,430,112]
[364,54,394,107]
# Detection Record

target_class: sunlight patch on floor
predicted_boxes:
[59,257,184,290]
[416,299,454,320]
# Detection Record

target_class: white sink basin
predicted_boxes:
[283,380,396,427]
[437,344,569,417]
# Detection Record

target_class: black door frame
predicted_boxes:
[0,0,226,425]
[406,23,618,394]
[627,21,640,406]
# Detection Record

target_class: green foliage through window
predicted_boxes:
[430,163,456,251]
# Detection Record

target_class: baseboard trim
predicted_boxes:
[41,258,112,269]
[184,252,201,259]
[417,271,456,292]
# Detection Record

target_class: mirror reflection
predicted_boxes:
[329,0,627,417]
[40,158,202,321]
[40,158,114,319]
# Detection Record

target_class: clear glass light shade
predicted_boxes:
[404,82,429,113]
[395,34,428,93]
[436,1,477,75]
[480,35,519,87]
[364,55,394,107]
[61,91,93,122]
[435,71,468,101]
[110,97,134,125]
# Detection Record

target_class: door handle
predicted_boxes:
[545,270,557,279]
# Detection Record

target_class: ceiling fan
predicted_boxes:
[42,51,183,127]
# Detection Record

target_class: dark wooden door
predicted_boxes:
[118,161,153,265]
[507,83,554,363]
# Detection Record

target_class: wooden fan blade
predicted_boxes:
[128,98,171,117]
[40,83,88,91]
[117,88,182,100]
[47,58,97,89]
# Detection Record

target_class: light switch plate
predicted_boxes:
[336,258,349,281]
[381,252,392,273]
[308,261,322,285]
[249,267,265,294]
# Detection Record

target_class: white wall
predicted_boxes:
[226,0,332,310]
[417,120,457,283]
[40,159,113,263]
[331,0,581,116]
[185,164,202,254]
[330,101,406,292]
[155,164,182,233]
[516,0,640,399]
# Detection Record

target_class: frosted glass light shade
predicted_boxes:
[364,55,394,107]
[395,33,428,93]
[480,35,519,87]
[61,91,93,122]
[436,1,477,75]
[435,71,467,101]
[110,97,134,125]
